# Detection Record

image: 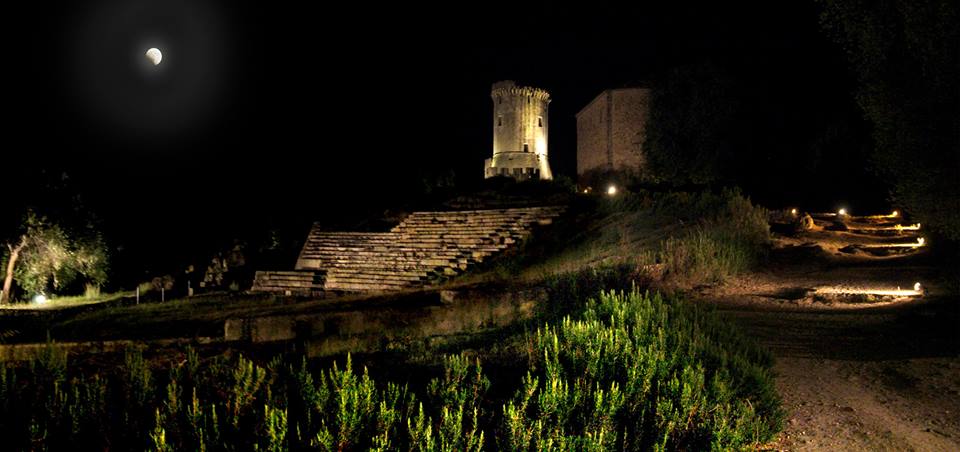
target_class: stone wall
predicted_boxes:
[576,87,651,186]
[224,285,545,358]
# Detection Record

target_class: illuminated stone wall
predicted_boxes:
[484,80,553,180]
[575,87,651,186]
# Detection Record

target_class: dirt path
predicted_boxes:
[700,214,960,451]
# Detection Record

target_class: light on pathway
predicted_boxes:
[607,185,617,196]
[816,283,924,298]
[862,236,926,248]
[893,223,921,231]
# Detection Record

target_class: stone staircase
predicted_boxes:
[250,270,326,296]
[252,206,564,294]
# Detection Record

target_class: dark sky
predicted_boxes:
[4,0,874,282]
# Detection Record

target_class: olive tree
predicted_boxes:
[1,212,108,303]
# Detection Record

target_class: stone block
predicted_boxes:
[252,316,296,343]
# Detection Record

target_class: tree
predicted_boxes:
[643,61,742,186]
[0,212,108,303]
[817,0,960,239]
[1,237,27,304]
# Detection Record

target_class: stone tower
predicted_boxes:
[484,80,553,180]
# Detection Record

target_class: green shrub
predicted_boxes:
[499,288,782,451]
[0,287,781,451]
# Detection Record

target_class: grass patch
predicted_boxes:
[654,189,769,284]
[469,188,769,287]
[0,291,131,311]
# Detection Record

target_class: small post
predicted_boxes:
[161,287,165,303]
[187,280,193,297]
[136,286,140,305]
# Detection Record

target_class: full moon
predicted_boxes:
[145,47,162,66]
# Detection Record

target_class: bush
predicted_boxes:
[0,284,782,450]
[500,288,781,451]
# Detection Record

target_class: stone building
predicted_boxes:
[576,87,651,187]
[484,81,553,180]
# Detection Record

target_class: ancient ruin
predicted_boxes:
[484,81,553,180]
[252,206,564,295]
[576,87,651,186]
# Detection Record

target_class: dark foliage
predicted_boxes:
[818,0,960,240]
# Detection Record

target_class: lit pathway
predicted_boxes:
[698,210,959,451]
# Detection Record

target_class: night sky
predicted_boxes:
[4,1,879,284]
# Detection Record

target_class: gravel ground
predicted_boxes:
[698,218,959,451]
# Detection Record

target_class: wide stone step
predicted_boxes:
[401,216,521,222]
[301,261,469,273]
[298,258,468,270]
[304,240,502,249]
[324,280,416,291]
[400,216,561,225]
[328,265,440,275]
[304,242,507,252]
[326,270,426,280]
[302,245,477,254]
[327,273,428,283]
[307,234,511,242]
[395,222,537,229]
[300,256,469,266]
[251,271,325,294]
[404,207,563,216]
[300,251,471,261]
[306,233,396,239]
[395,222,526,229]
[391,225,525,232]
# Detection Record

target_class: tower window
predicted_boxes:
[498,97,502,105]
[538,117,543,127]
[497,116,502,127]
[523,143,529,153]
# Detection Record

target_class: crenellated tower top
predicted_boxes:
[491,80,551,103]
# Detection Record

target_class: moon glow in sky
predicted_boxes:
[61,0,239,144]
[145,47,162,65]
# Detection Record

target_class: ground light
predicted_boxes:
[33,294,47,304]
[850,223,921,232]
[895,223,921,231]
[865,211,901,219]
[852,223,920,232]
[607,185,617,196]
[838,208,848,216]
[815,282,924,298]
[790,208,798,216]
[862,237,926,248]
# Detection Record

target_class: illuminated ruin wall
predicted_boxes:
[576,87,651,186]
[484,80,553,180]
